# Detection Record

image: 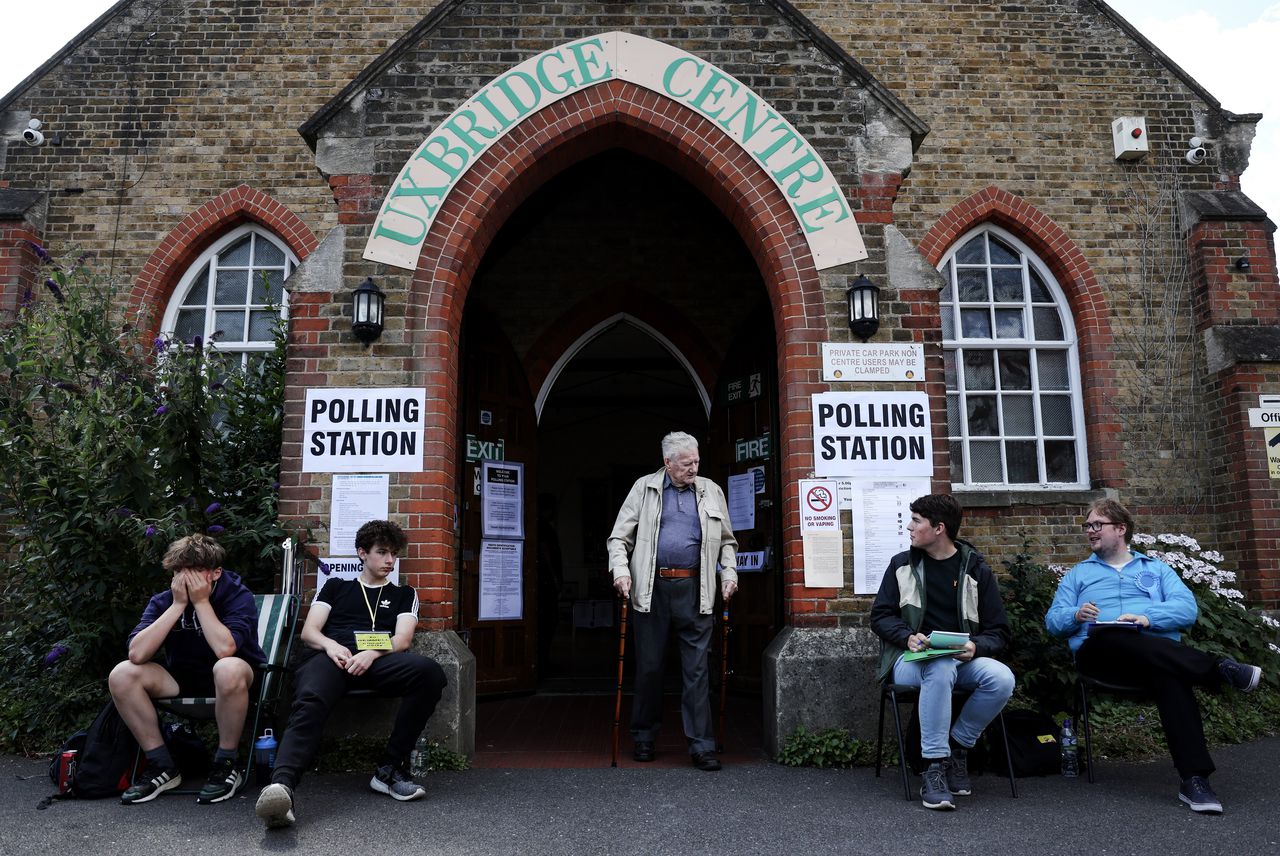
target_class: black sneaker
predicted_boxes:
[946,746,973,796]
[1179,775,1223,813]
[920,761,955,810]
[120,764,182,804]
[197,757,243,804]
[1218,658,1262,692]
[370,764,426,801]
[255,782,296,828]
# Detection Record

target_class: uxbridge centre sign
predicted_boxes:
[364,32,867,271]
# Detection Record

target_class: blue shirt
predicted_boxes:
[655,473,701,568]
[1044,550,1198,654]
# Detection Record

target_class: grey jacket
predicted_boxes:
[607,469,738,614]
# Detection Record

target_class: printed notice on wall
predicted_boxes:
[328,473,390,556]
[727,472,756,532]
[303,388,426,473]
[481,460,525,539]
[799,479,843,588]
[849,479,931,594]
[479,539,523,621]
[821,343,924,382]
[316,556,399,589]
[811,391,933,479]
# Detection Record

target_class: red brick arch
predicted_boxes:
[397,79,835,625]
[920,185,1122,486]
[131,184,319,334]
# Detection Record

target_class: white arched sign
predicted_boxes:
[363,32,867,271]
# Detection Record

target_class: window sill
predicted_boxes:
[952,487,1110,508]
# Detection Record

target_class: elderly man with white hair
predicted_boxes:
[608,431,738,770]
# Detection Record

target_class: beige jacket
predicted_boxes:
[607,469,738,614]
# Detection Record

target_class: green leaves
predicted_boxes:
[0,249,288,752]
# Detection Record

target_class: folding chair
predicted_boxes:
[150,538,303,791]
[875,682,1018,800]
[1073,673,1148,783]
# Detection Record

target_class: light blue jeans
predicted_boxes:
[892,653,1015,759]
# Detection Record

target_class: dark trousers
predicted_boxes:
[272,651,447,789]
[1076,631,1223,779]
[630,577,715,754]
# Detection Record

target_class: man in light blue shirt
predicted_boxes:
[1046,499,1262,814]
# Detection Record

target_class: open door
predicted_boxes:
[458,311,538,695]
[706,304,782,692]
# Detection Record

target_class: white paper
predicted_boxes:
[481,460,525,539]
[811,391,933,479]
[316,556,399,589]
[802,531,844,588]
[479,539,524,621]
[727,473,756,532]
[302,388,426,473]
[799,479,841,532]
[329,474,390,556]
[849,479,931,594]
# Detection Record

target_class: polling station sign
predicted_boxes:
[811,391,933,479]
[303,388,426,473]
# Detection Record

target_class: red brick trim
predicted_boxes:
[920,186,1123,487]
[0,223,42,320]
[130,185,319,335]
[382,79,831,625]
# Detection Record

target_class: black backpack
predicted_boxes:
[46,700,141,800]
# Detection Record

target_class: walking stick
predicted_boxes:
[717,601,730,753]
[611,596,630,768]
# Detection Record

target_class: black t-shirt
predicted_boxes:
[314,577,419,652]
[920,552,963,634]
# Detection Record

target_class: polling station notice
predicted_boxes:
[302,388,427,473]
[811,391,933,479]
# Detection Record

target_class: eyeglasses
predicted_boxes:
[1080,521,1118,533]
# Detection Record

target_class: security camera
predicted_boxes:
[1185,147,1207,165]
[22,118,44,147]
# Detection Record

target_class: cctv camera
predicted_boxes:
[1185,147,1207,165]
[21,118,44,147]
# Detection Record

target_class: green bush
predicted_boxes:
[0,250,287,752]
[778,725,880,768]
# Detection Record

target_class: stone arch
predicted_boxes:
[920,185,1122,486]
[131,184,319,334]
[399,79,835,624]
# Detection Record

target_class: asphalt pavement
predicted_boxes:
[5,736,1278,856]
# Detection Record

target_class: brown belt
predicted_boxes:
[657,567,698,579]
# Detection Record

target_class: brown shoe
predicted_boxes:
[691,751,722,771]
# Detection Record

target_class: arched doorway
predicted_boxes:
[457,149,779,762]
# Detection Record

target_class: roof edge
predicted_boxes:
[299,0,931,149]
[0,0,133,110]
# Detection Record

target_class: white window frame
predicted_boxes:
[159,224,296,366]
[938,224,1090,491]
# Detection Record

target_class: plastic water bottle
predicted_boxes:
[410,733,430,778]
[253,728,278,785]
[1060,718,1079,778]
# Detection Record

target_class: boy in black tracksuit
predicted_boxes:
[255,520,447,828]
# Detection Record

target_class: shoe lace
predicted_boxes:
[1186,776,1213,798]
[949,754,969,778]
[923,765,948,792]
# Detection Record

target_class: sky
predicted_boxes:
[0,1,1277,218]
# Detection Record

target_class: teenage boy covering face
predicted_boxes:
[110,533,265,805]
[255,520,447,829]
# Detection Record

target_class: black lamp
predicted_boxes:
[847,274,879,341]
[351,277,385,345]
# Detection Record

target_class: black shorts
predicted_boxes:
[168,661,260,698]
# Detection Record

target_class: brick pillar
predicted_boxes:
[1186,190,1280,607]
[0,189,47,320]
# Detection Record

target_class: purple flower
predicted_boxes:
[144,525,157,538]
[206,524,226,535]
[319,560,331,577]
[204,502,222,515]
[191,335,203,349]
[43,644,68,666]
[44,278,64,303]
[26,241,51,263]
[154,405,168,415]
[153,337,167,353]
[271,481,280,490]
[112,507,132,517]
[20,286,33,307]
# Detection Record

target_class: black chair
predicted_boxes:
[875,682,1018,800]
[1073,673,1149,783]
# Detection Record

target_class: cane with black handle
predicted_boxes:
[611,595,630,768]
